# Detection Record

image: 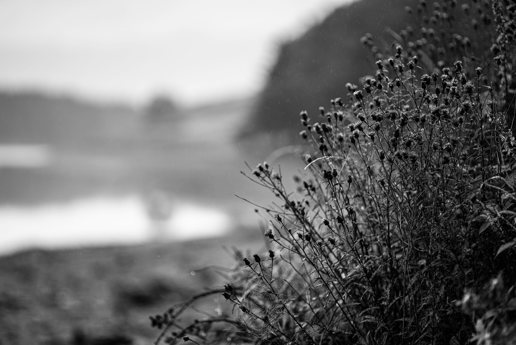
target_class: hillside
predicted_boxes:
[0,91,253,148]
[0,92,143,147]
[0,91,257,207]
[242,0,415,142]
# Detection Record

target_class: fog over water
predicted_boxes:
[0,98,257,254]
[0,0,354,254]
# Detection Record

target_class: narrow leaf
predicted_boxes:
[496,239,516,257]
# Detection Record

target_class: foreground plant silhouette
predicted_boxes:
[152,1,516,344]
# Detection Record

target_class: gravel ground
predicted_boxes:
[0,230,264,345]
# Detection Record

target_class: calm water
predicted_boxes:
[0,194,232,256]
[0,144,53,168]
[0,143,247,256]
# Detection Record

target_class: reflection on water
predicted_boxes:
[0,99,267,255]
[0,195,232,256]
[0,144,52,168]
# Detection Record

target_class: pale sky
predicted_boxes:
[0,0,354,106]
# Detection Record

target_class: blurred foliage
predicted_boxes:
[0,92,140,147]
[242,0,416,142]
[144,95,180,124]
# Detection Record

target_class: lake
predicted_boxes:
[0,99,304,256]
[0,193,233,256]
[0,139,259,255]
[0,143,53,168]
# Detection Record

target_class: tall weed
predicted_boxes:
[152,1,516,344]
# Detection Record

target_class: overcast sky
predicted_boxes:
[0,0,354,106]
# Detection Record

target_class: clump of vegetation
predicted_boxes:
[152,1,516,344]
[242,0,417,142]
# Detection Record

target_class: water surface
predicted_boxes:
[0,195,232,256]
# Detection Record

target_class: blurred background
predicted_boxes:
[0,0,357,254]
[0,0,417,343]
